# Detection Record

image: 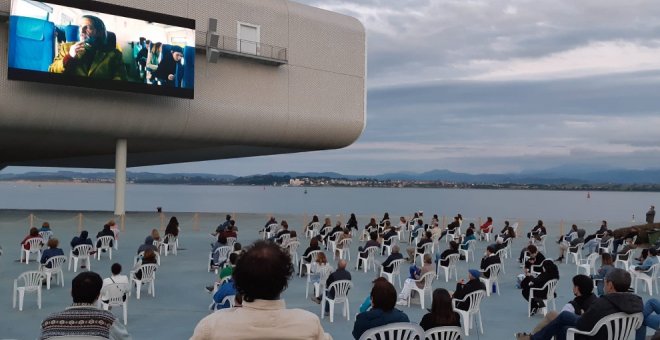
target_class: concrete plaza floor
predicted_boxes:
[0,210,654,339]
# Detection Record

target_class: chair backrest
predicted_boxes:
[214,246,232,260]
[318,265,334,283]
[26,237,44,251]
[308,250,323,262]
[73,244,93,256]
[359,322,424,340]
[421,242,433,254]
[286,240,300,253]
[484,263,502,280]
[330,231,342,240]
[220,294,235,308]
[97,235,114,248]
[531,259,553,276]
[365,246,379,258]
[384,234,397,244]
[586,252,599,267]
[44,255,67,270]
[338,238,352,249]
[650,263,660,278]
[567,312,642,340]
[389,259,406,273]
[424,326,462,340]
[267,223,279,232]
[164,234,177,244]
[17,271,45,290]
[617,249,633,261]
[416,271,435,289]
[136,263,158,281]
[464,239,476,249]
[327,280,352,300]
[226,237,237,247]
[39,231,53,240]
[279,234,291,244]
[535,279,559,297]
[100,283,129,306]
[495,248,507,259]
[135,251,161,266]
[454,290,486,313]
[443,254,460,268]
[310,222,321,231]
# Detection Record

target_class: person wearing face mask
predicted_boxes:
[153,45,185,87]
[49,15,127,80]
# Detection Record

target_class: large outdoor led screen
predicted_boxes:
[8,0,196,98]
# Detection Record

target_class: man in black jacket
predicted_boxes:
[316,259,352,306]
[480,245,501,278]
[381,245,404,274]
[453,269,486,311]
[516,268,642,340]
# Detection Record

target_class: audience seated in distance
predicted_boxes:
[191,240,331,340]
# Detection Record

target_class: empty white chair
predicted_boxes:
[459,240,476,262]
[160,234,178,256]
[566,312,643,340]
[529,279,559,317]
[130,263,158,299]
[336,238,352,261]
[614,249,634,271]
[21,237,44,264]
[479,263,502,296]
[41,255,66,290]
[68,244,93,272]
[13,271,44,311]
[380,258,405,288]
[358,322,424,340]
[96,236,114,260]
[424,326,462,340]
[452,290,486,336]
[356,246,379,273]
[408,272,435,309]
[300,250,322,277]
[633,263,660,296]
[437,253,460,282]
[99,283,129,325]
[577,252,600,275]
[320,280,352,323]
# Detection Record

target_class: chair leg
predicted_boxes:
[123,302,128,325]
[478,310,484,334]
[151,281,155,297]
[46,273,51,290]
[320,296,326,319]
[329,301,335,323]
[38,287,42,309]
[73,258,78,273]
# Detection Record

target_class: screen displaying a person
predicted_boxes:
[153,46,184,87]
[48,15,127,81]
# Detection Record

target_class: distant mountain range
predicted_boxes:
[2,167,660,185]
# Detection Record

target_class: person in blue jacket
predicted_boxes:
[353,277,409,339]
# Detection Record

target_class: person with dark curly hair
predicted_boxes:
[191,241,331,340]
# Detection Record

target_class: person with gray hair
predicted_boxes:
[516,268,642,340]
[381,245,404,274]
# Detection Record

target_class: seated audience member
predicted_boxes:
[211,277,237,311]
[358,277,388,313]
[584,229,613,254]
[398,216,407,231]
[220,224,238,240]
[438,216,460,240]
[40,272,130,339]
[272,220,291,243]
[353,277,409,339]
[323,220,343,245]
[523,245,546,273]
[232,242,244,257]
[516,268,642,340]
[288,231,298,244]
[320,259,351,309]
[406,231,433,263]
[381,221,398,244]
[629,248,659,283]
[107,220,119,239]
[335,229,352,257]
[436,241,460,267]
[21,227,43,251]
[379,212,390,227]
[304,215,320,235]
[410,219,425,240]
[309,253,333,303]
[151,229,161,243]
[102,263,129,303]
[452,269,487,311]
[381,245,404,274]
[191,241,331,340]
[521,260,560,316]
[70,230,93,257]
[613,227,639,253]
[556,227,585,262]
[346,213,359,231]
[528,220,547,239]
[164,216,180,239]
[40,238,64,268]
[301,238,322,274]
[480,245,501,278]
[556,224,579,244]
[594,252,615,296]
[213,215,232,236]
[420,288,461,331]
[499,221,517,243]
[357,232,381,268]
[584,220,609,244]
[518,274,598,339]
[478,217,493,239]
[96,223,115,248]
[318,218,333,239]
[133,249,158,280]
[39,222,53,233]
[206,252,240,293]
[637,298,660,340]
[459,228,476,251]
[397,254,434,305]
[137,235,158,255]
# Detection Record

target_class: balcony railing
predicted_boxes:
[198,31,288,66]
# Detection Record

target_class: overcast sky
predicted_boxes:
[6,0,660,176]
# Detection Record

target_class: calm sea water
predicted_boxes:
[1,182,660,226]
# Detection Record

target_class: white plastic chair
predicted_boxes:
[577,252,600,275]
[504,237,515,259]
[306,222,321,239]
[68,244,93,272]
[599,238,614,254]
[320,280,352,323]
[424,326,462,340]
[264,223,279,240]
[566,243,584,264]
[211,246,232,270]
[479,225,493,242]
[306,264,333,298]
[13,271,44,311]
[358,322,424,340]
[495,248,508,273]
[21,238,44,264]
[356,246,379,273]
[382,235,397,256]
[511,222,519,236]
[210,294,236,311]
[134,252,161,266]
[633,263,660,296]
[99,283,129,325]
[337,238,352,261]
[131,263,158,299]
[226,237,237,248]
[614,249,634,271]
[285,240,300,266]
[479,263,502,296]
[41,255,66,290]
[437,253,460,282]
[532,235,547,253]
[326,231,342,252]
[111,228,119,250]
[452,290,486,336]
[414,243,434,265]
[380,258,405,288]
[529,279,559,317]
[565,312,643,340]
[39,231,53,241]
[277,233,291,246]
[160,234,178,256]
[459,240,476,262]
[96,236,114,260]
[300,250,323,277]
[408,271,435,309]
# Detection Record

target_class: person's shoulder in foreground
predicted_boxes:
[190,240,331,340]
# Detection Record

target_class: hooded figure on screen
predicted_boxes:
[48,15,127,81]
[153,45,184,87]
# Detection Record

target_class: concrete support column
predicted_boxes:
[114,139,127,216]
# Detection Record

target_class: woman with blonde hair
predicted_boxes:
[310,252,333,303]
[151,228,161,242]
